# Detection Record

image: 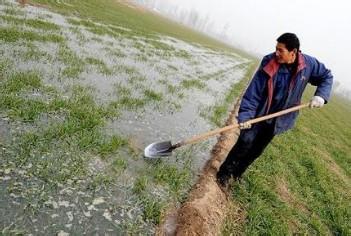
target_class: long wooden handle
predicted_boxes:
[174,103,310,148]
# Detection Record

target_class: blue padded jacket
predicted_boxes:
[238,52,333,135]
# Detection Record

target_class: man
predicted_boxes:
[217,33,333,187]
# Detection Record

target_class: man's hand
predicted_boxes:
[310,96,325,108]
[239,122,252,130]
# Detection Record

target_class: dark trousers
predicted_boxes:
[217,122,275,180]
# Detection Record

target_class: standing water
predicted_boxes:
[0,0,252,234]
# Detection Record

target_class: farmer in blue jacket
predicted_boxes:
[217,33,333,187]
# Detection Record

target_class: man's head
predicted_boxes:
[275,33,300,64]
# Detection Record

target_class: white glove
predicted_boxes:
[239,122,252,130]
[310,96,325,108]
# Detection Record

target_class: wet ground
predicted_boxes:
[0,0,252,234]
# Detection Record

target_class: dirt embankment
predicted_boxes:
[157,97,243,235]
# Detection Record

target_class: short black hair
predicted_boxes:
[277,33,300,52]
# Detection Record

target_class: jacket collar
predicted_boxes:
[296,52,306,73]
[262,52,306,114]
[263,52,306,78]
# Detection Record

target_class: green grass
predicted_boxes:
[0,71,49,121]
[69,26,87,43]
[97,135,127,157]
[201,67,234,81]
[132,175,166,225]
[136,53,148,62]
[115,64,138,75]
[0,59,10,77]
[0,15,60,31]
[109,97,146,110]
[86,173,114,191]
[58,44,85,78]
[5,97,123,182]
[106,47,126,58]
[167,84,178,94]
[144,39,175,51]
[24,42,52,61]
[4,0,347,234]
[85,57,112,75]
[133,159,193,224]
[174,49,192,59]
[0,27,63,43]
[111,157,127,173]
[114,83,132,97]
[150,160,192,196]
[167,64,178,71]
[30,0,252,55]
[111,83,163,111]
[158,79,184,102]
[153,165,190,194]
[3,6,25,16]
[222,89,351,235]
[181,79,206,90]
[0,66,126,186]
[91,36,102,43]
[67,18,96,28]
[130,148,195,224]
[0,0,254,234]
[201,62,257,126]
[133,176,149,195]
[140,195,165,225]
[144,89,163,102]
[67,17,136,39]
[2,70,42,93]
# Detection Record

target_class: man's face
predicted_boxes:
[275,42,296,64]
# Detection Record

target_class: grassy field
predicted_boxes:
[30,0,253,57]
[222,89,351,235]
[0,0,349,235]
[0,0,251,234]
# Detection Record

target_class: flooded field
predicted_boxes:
[0,0,253,234]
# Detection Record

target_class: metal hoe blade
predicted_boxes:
[144,141,174,159]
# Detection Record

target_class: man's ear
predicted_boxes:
[293,48,298,54]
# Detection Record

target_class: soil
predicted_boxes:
[157,96,243,235]
[18,0,27,6]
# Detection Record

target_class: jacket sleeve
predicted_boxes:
[308,57,333,103]
[238,63,268,123]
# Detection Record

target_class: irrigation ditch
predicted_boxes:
[157,88,245,235]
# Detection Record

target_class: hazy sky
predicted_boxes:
[151,0,351,90]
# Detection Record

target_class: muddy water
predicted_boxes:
[0,0,252,234]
